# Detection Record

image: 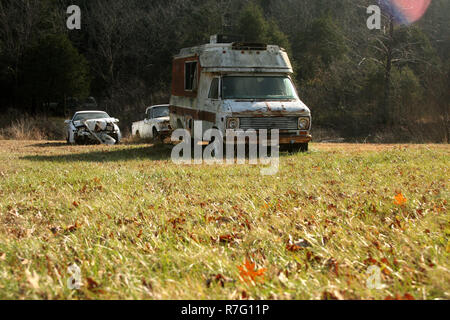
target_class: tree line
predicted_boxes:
[0,0,448,142]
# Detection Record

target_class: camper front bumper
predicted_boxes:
[223,130,312,145]
[278,133,312,144]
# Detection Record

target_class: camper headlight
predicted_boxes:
[298,117,310,130]
[227,118,240,129]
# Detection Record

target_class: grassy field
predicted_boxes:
[0,140,448,300]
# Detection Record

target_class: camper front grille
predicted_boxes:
[239,117,298,130]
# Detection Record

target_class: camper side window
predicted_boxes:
[208,78,219,100]
[185,61,198,91]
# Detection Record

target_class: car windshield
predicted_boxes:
[153,107,169,118]
[222,76,298,100]
[73,112,109,121]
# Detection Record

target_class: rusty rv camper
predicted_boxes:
[169,35,312,151]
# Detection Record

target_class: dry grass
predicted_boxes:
[0,116,65,141]
[0,140,448,300]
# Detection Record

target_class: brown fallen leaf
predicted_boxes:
[286,244,302,252]
[385,293,415,300]
[206,274,234,288]
[306,251,322,263]
[219,234,235,244]
[364,257,378,266]
[168,217,186,229]
[49,226,60,235]
[327,204,337,210]
[325,258,339,276]
[65,222,81,233]
[142,278,153,291]
[322,290,344,300]
[402,293,415,300]
[295,239,311,248]
[241,219,252,230]
[86,277,102,292]
[286,239,311,252]
[80,185,88,194]
[216,216,232,225]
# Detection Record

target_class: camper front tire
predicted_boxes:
[284,143,308,153]
[299,143,309,152]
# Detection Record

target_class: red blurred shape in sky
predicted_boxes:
[392,0,432,23]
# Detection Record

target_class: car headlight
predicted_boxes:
[298,117,310,130]
[227,118,240,129]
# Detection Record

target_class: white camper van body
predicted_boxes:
[169,39,312,147]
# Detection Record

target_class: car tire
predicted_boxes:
[153,127,161,143]
[111,133,120,145]
[74,135,85,145]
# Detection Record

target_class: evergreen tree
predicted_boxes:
[21,34,90,114]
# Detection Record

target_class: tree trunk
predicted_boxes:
[383,17,394,126]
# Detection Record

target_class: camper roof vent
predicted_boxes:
[231,42,268,51]
[210,34,243,44]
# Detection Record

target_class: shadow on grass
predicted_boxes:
[28,142,69,148]
[22,144,173,163]
[28,139,159,148]
[22,141,305,163]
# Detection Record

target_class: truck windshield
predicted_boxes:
[222,76,298,100]
[153,107,169,118]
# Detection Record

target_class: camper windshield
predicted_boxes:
[222,76,298,100]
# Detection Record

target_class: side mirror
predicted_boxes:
[64,120,71,124]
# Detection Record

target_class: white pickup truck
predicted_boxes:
[131,104,171,140]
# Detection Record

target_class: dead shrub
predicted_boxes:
[0,113,65,141]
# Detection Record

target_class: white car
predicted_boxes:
[132,104,171,140]
[65,111,121,145]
